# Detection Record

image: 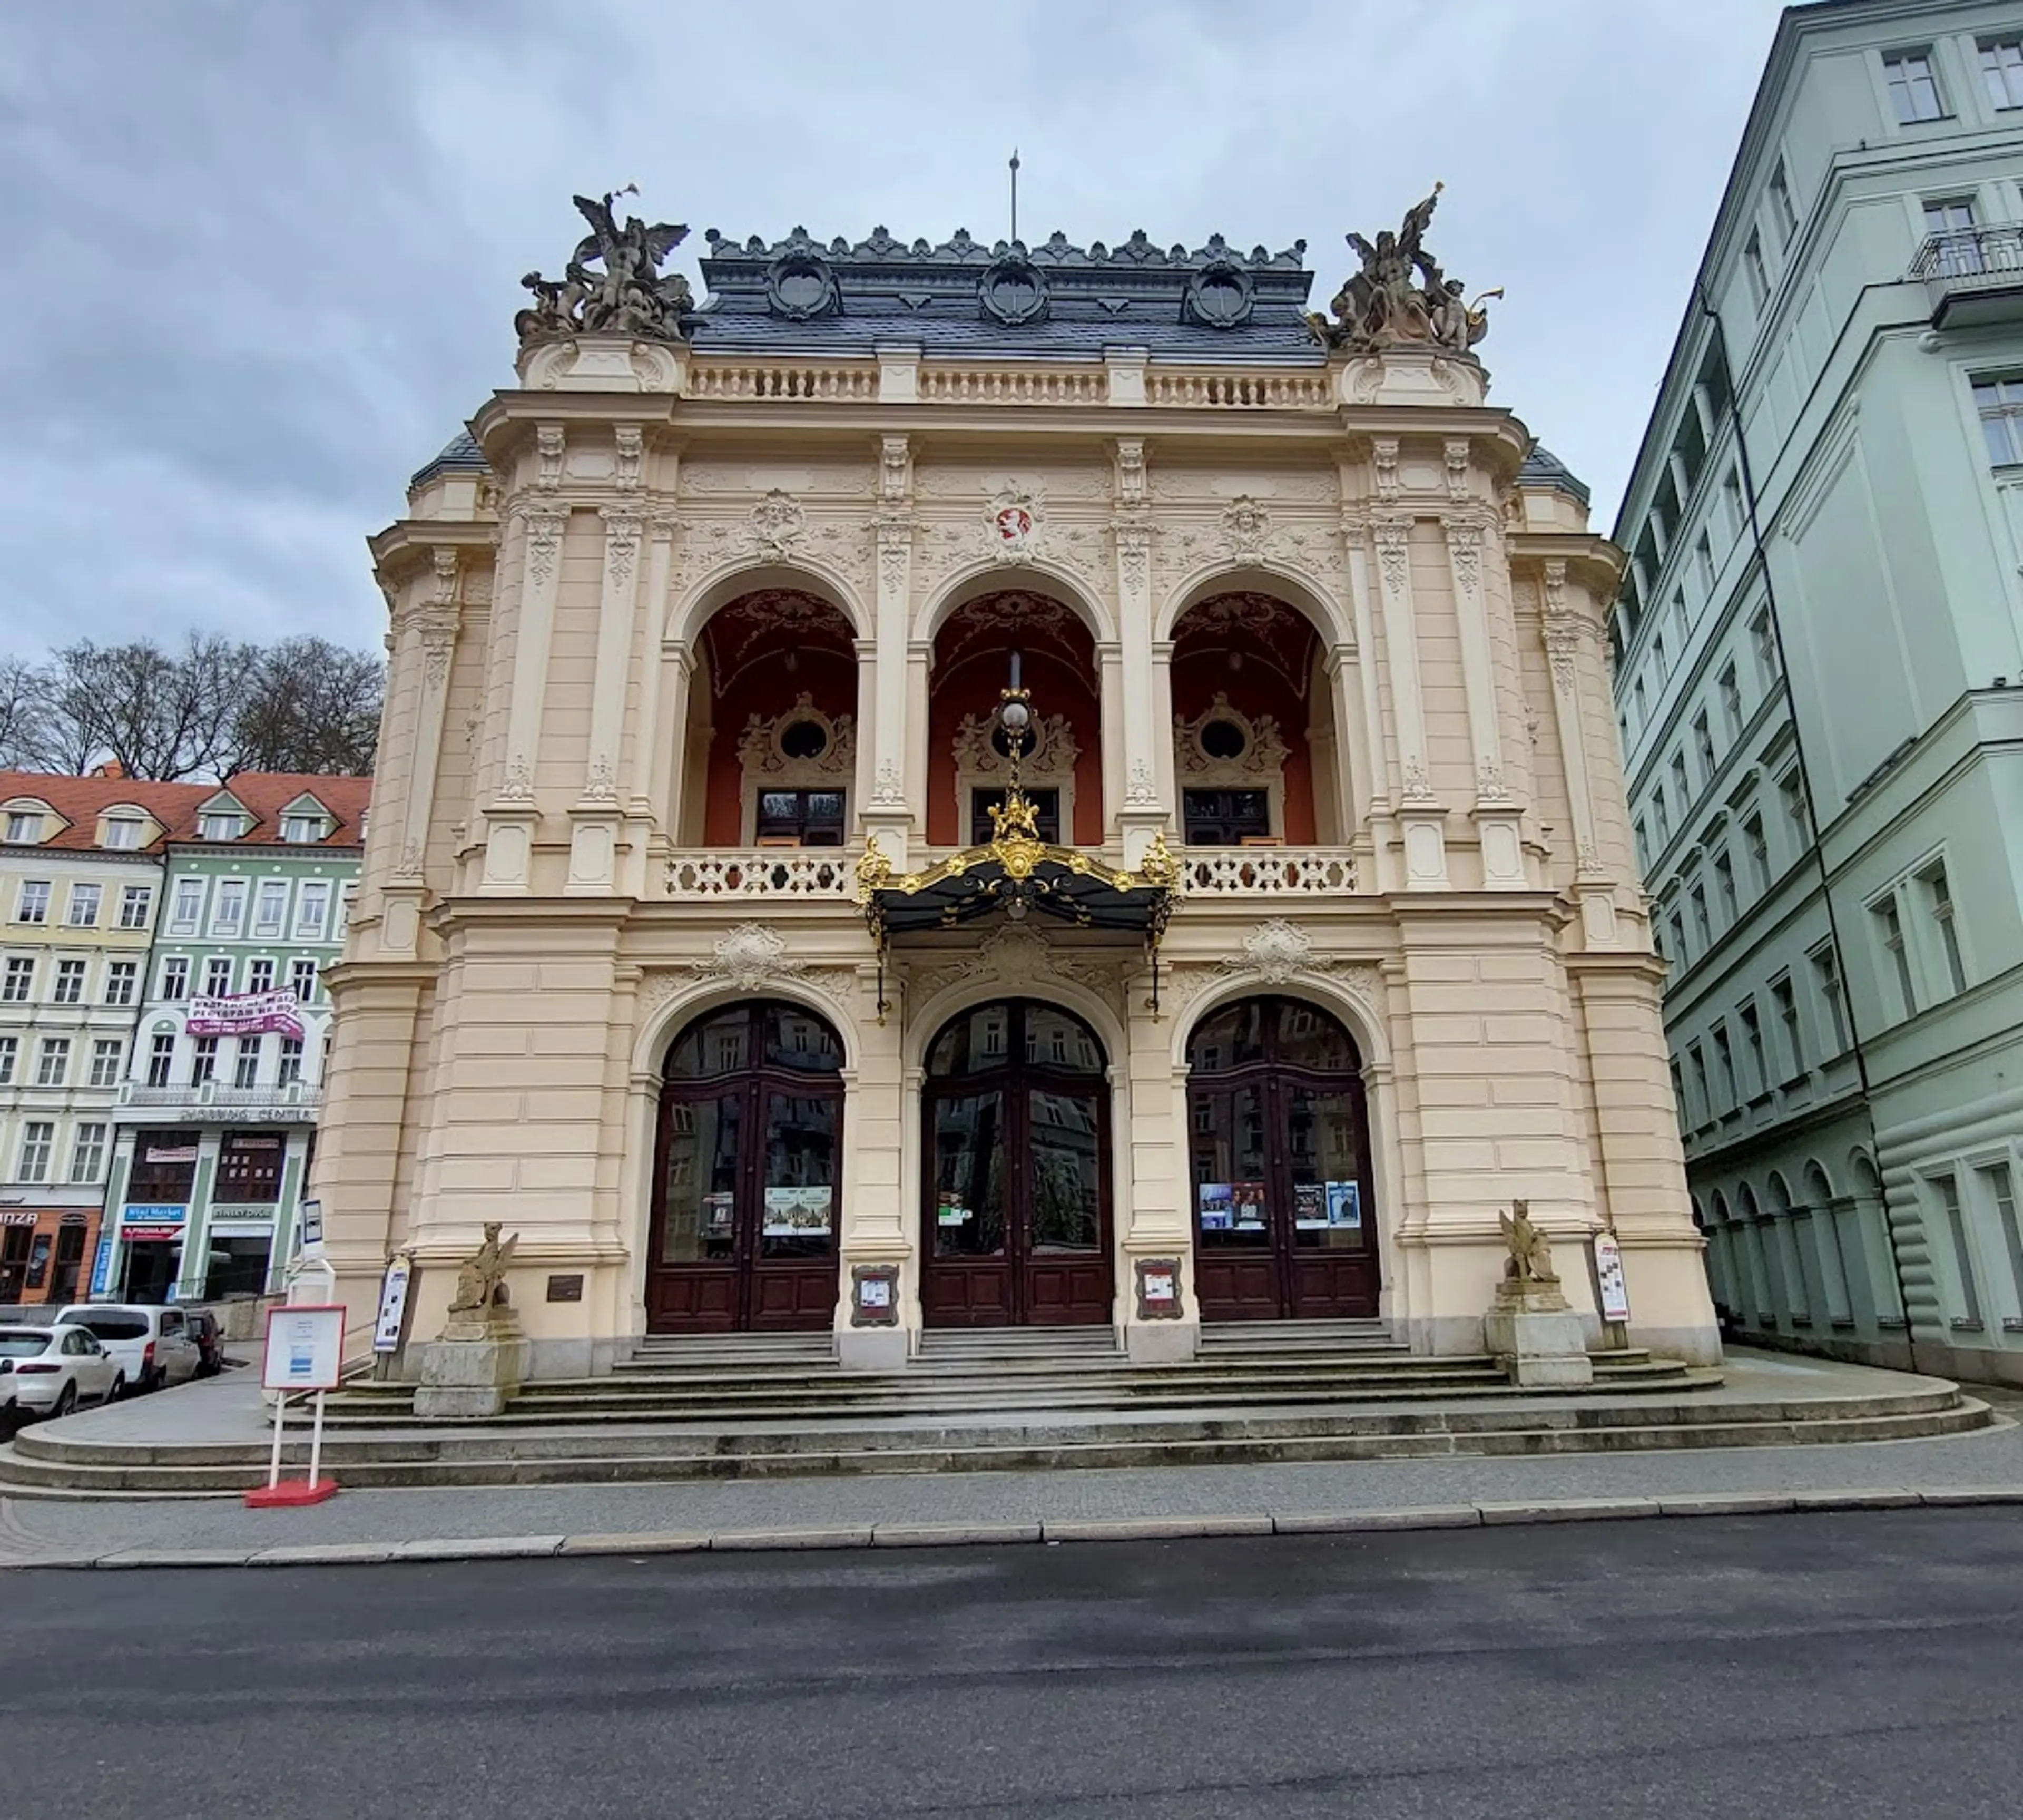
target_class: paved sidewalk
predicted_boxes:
[4,1359,2020,1569]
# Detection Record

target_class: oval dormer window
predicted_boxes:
[979,254,1049,327]
[767,253,838,321]
[1184,261,1254,329]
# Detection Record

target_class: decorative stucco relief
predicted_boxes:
[1162,919,1384,1023]
[906,924,1129,1014]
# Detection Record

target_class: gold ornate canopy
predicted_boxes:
[853,782,1180,1017]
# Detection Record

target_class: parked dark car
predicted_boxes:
[185,1310,225,1378]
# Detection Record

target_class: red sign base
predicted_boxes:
[244,1478,340,1508]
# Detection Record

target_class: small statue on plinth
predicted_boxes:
[1484,1199,1591,1387]
[446,1222,518,1326]
[1498,1200,1559,1294]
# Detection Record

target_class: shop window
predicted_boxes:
[216,1132,284,1203]
[128,1133,200,1202]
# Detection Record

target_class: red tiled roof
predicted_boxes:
[162,772,372,848]
[0,771,210,854]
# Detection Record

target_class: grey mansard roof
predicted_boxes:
[1517,444,1590,506]
[410,429,487,487]
[685,226,1329,364]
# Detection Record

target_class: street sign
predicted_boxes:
[296,1198,325,1260]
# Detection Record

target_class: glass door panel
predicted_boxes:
[760,1091,838,1261]
[1192,1084,1272,1249]
[1027,1089,1101,1253]
[661,1093,741,1264]
[1286,1084,1364,1251]
[932,1090,1006,1258]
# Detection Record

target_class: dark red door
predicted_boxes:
[646,1001,843,1333]
[922,1000,1112,1327]
[1187,996,1379,1321]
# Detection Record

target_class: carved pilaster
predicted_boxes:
[1367,511,1447,888]
[567,502,646,893]
[1114,516,1164,858]
[482,500,569,891]
[1537,557,1615,942]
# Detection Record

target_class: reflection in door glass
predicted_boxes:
[1288,1085,1362,1251]
[662,1095,741,1263]
[1028,1089,1101,1251]
[932,1091,1006,1257]
[1191,1084,1271,1248]
[762,1092,838,1259]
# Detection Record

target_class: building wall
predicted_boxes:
[0,832,163,1304]
[1612,0,2023,1381]
[313,331,1718,1377]
[103,838,360,1305]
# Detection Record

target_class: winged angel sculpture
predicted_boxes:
[515,191,694,345]
[1308,183,1498,356]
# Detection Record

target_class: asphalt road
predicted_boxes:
[5,1509,2020,1819]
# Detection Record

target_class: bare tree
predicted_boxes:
[0,657,53,771]
[227,638,384,776]
[4,633,382,781]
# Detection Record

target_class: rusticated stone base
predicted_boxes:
[1483,1291,1595,1390]
[414,1325,531,1420]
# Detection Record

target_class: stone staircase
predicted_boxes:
[0,1325,1991,1496]
[315,1321,1696,1429]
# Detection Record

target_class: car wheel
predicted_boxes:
[107,1374,127,1403]
[52,1382,77,1420]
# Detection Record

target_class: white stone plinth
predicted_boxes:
[413,1327,531,1420]
[1482,1299,1594,1390]
[516,335,685,393]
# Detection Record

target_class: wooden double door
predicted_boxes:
[647,1001,844,1333]
[1187,995,1380,1321]
[922,999,1113,1327]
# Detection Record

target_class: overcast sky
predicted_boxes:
[1,0,1792,660]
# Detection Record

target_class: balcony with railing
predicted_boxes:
[1911,226,2023,328]
[116,1080,325,1123]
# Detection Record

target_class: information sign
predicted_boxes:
[371,1256,413,1354]
[1594,1233,1632,1323]
[261,1303,346,1392]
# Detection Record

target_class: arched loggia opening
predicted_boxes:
[646,999,844,1333]
[928,591,1103,848]
[1170,592,1343,846]
[680,588,859,847]
[1185,995,1378,1319]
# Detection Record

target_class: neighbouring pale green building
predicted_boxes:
[103,773,370,1304]
[1614,0,2023,1383]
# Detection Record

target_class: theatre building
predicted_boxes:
[323,197,1718,1376]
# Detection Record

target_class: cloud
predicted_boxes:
[0,0,1787,658]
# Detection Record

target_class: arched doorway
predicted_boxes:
[1185,996,1378,1320]
[921,999,1112,1327]
[646,1000,844,1333]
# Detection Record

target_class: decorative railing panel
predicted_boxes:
[1179,847,1358,894]
[663,850,858,899]
[915,366,1108,405]
[1910,225,2023,316]
[687,363,879,401]
[1144,369,1333,409]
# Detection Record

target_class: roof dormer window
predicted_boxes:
[100,812,147,850]
[199,812,245,841]
[4,810,43,845]
[281,813,327,844]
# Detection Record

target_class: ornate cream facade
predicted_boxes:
[322,205,1718,1376]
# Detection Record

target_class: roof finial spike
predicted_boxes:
[1009,148,1020,246]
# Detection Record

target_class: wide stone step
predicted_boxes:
[0,1389,1989,1495]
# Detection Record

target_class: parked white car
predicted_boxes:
[0,1323,125,1420]
[52,1304,202,1395]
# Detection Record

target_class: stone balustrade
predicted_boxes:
[1177,847,1359,894]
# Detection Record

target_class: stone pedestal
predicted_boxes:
[1482,1284,1594,1389]
[413,1317,531,1420]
